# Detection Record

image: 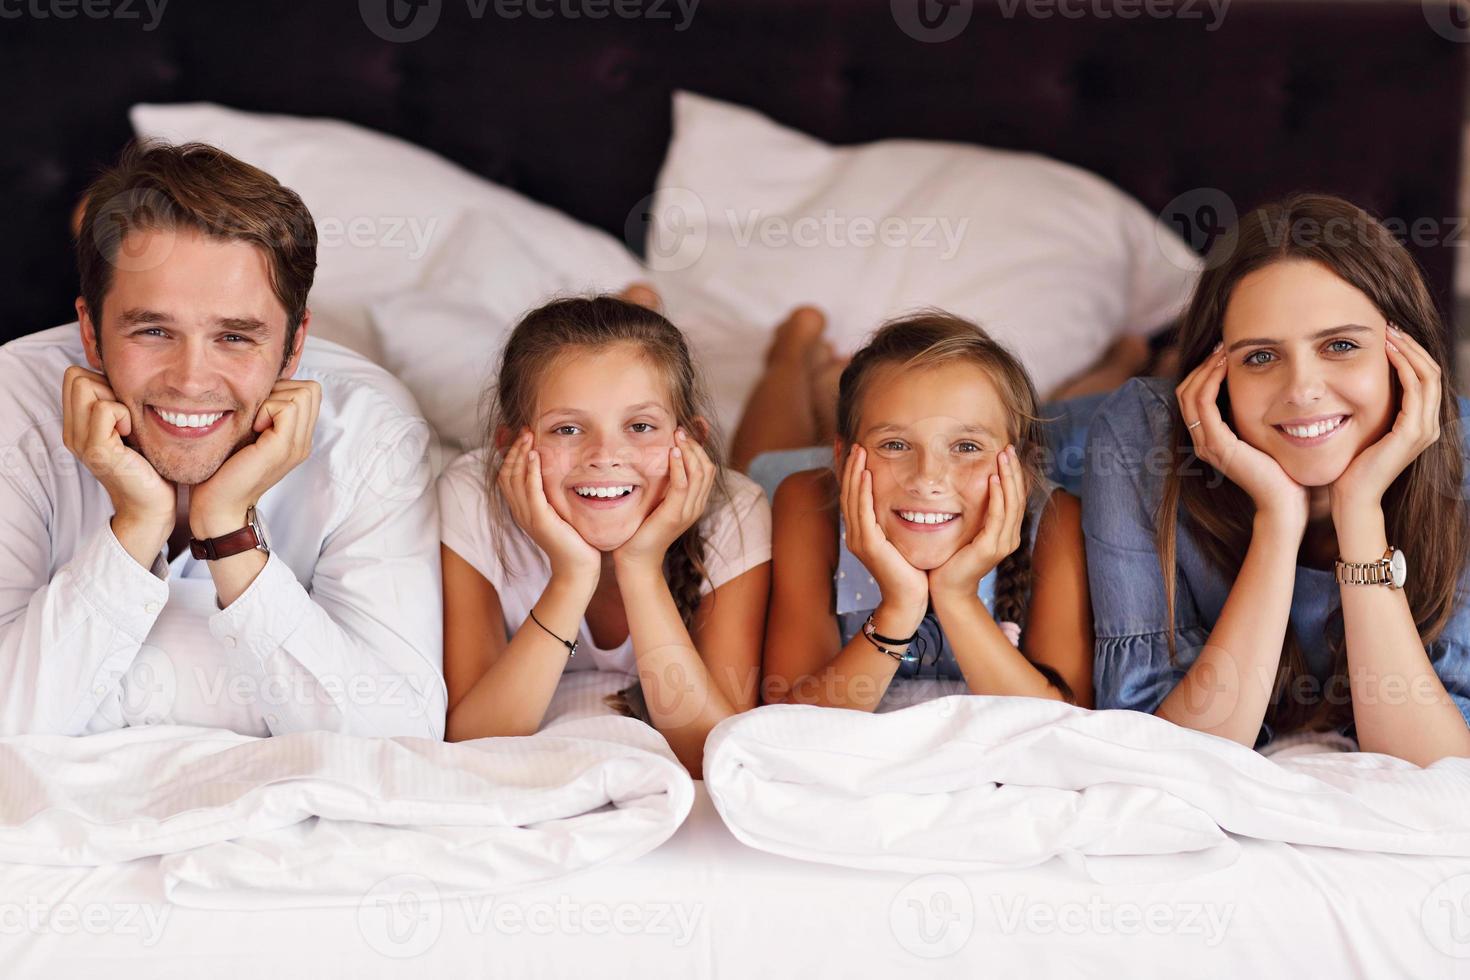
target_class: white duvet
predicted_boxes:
[703,694,1470,878]
[0,672,693,909]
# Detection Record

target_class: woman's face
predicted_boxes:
[844,360,1012,571]
[529,343,677,551]
[1222,259,1396,488]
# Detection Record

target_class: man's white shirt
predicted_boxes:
[0,325,447,738]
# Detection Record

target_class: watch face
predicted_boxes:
[1389,549,1406,589]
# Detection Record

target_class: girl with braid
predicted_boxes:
[438,295,771,777]
[763,312,1092,711]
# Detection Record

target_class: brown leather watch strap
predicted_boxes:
[189,516,264,561]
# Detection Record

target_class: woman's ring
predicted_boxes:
[1187,420,1203,431]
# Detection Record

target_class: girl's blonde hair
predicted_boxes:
[835,310,1071,701]
[481,295,730,627]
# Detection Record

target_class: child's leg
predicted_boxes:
[731,306,837,471]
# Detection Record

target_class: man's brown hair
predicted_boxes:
[75,139,317,357]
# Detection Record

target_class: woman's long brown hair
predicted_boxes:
[481,295,731,629]
[835,310,1074,702]
[1159,193,1467,733]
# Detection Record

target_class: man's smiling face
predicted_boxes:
[78,225,305,487]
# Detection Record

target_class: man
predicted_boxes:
[0,140,446,737]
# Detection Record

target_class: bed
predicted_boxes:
[10,781,1470,978]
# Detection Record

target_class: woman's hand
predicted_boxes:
[928,444,1026,603]
[613,429,716,574]
[1177,343,1309,529]
[840,445,930,614]
[498,430,601,586]
[1331,324,1443,516]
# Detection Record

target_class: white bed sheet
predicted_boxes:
[7,783,1469,979]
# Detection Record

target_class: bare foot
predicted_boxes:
[766,305,828,368]
[730,305,831,470]
[618,281,662,312]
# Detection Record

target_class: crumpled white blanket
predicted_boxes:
[0,671,693,908]
[703,695,1470,878]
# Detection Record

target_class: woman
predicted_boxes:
[1084,193,1470,765]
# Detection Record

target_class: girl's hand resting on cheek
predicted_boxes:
[928,444,1026,603]
[840,445,930,614]
[1177,344,1309,530]
[499,430,602,584]
[613,429,716,573]
[1332,324,1443,513]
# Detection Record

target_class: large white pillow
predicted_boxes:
[129,103,641,362]
[646,91,1202,395]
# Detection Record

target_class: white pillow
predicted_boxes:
[368,291,503,452]
[129,103,641,362]
[647,91,1202,395]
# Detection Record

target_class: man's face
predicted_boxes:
[77,226,305,486]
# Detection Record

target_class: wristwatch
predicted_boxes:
[189,505,270,561]
[1334,546,1406,590]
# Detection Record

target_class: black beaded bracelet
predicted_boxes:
[861,613,919,664]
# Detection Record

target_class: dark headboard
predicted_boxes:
[1,0,1463,346]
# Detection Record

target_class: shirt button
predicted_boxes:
[854,592,863,602]
[266,714,279,727]
[838,571,846,579]
[144,602,160,614]
[93,685,105,696]
[223,636,238,649]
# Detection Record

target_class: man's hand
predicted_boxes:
[190,379,322,537]
[61,366,174,566]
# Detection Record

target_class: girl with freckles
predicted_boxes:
[1085,194,1470,765]
[437,296,771,777]
[762,313,1093,711]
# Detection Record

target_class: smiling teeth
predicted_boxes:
[575,485,635,499]
[157,409,224,429]
[899,511,958,525]
[1281,416,1346,439]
